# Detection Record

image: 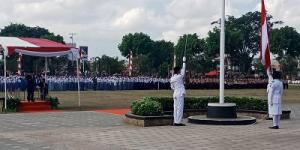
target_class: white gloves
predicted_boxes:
[183,56,186,62]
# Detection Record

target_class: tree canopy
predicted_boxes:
[0,23,64,43]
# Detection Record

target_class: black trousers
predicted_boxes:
[27,91,34,102]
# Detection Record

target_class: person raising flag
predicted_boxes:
[260,0,283,129]
[170,56,186,126]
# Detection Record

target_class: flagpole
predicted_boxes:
[184,36,188,57]
[219,0,225,104]
[194,0,239,121]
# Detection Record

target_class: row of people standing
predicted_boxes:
[0,75,289,91]
[0,76,170,91]
[187,78,270,89]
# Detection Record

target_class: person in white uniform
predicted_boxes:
[170,56,186,126]
[267,70,283,129]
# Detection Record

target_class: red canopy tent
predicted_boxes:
[0,36,80,110]
[2,37,74,56]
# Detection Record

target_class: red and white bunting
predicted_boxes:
[128,51,133,76]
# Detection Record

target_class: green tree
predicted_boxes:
[94,55,125,76]
[270,26,300,78]
[0,23,64,42]
[118,32,154,57]
[175,33,207,74]
[152,40,174,77]
[133,54,152,76]
[270,26,300,59]
[205,11,278,74]
[118,32,155,75]
[279,56,299,79]
[118,33,175,77]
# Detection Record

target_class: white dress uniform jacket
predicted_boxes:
[267,79,283,116]
[170,62,186,124]
[170,63,186,97]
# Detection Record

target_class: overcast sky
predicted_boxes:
[0,0,299,58]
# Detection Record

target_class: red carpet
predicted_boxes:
[17,101,53,112]
[95,108,130,115]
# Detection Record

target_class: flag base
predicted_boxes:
[207,103,237,118]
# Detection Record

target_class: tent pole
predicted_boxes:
[82,59,85,76]
[45,57,47,82]
[76,58,81,107]
[4,50,7,110]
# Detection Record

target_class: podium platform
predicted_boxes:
[17,100,52,112]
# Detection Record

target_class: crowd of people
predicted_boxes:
[0,75,291,92]
[187,78,270,89]
[0,75,170,92]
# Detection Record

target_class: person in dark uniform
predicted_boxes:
[92,77,97,91]
[26,75,35,102]
[39,78,48,100]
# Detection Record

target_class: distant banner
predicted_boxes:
[79,46,88,61]
[67,48,80,61]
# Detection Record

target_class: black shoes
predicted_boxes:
[269,126,279,129]
[173,123,186,126]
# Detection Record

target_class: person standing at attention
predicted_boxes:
[170,56,186,126]
[267,70,283,129]
[26,75,35,102]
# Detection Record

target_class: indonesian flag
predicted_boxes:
[173,53,176,68]
[260,0,271,70]
[128,51,133,76]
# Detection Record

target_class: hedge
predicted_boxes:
[45,96,60,109]
[131,97,163,116]
[5,97,21,112]
[131,96,268,115]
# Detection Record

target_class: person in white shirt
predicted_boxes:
[170,56,186,126]
[267,70,283,129]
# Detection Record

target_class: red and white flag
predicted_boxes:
[128,51,133,76]
[260,0,271,70]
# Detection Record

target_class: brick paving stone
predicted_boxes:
[0,104,299,150]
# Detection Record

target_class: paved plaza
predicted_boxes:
[0,104,299,150]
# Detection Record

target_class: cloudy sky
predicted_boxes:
[0,0,299,58]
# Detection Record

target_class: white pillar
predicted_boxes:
[157,78,160,91]
[45,57,48,82]
[4,51,7,109]
[76,58,81,107]
[219,0,225,104]
[17,54,22,75]
[82,59,85,76]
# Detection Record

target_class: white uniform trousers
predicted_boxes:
[173,95,184,124]
[273,115,280,127]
